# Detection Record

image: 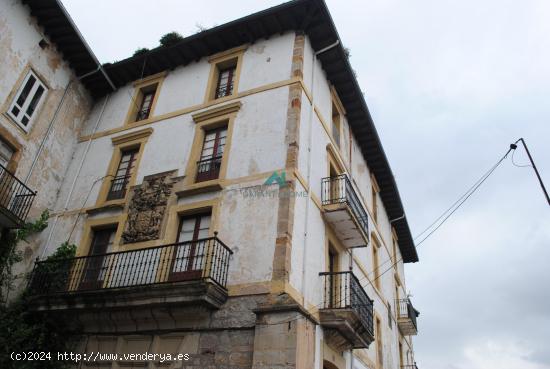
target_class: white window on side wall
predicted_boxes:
[8,70,48,131]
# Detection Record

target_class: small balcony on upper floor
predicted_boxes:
[321,174,369,248]
[396,298,419,336]
[28,236,233,312]
[401,365,419,369]
[319,271,375,350]
[0,164,36,229]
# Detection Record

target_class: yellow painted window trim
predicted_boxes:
[124,72,165,126]
[207,44,248,63]
[78,77,299,143]
[204,45,246,103]
[181,107,239,190]
[96,127,153,207]
[371,173,380,192]
[192,101,242,123]
[76,215,123,257]
[330,85,346,115]
[164,198,221,243]
[111,127,153,145]
[0,125,23,173]
[326,144,346,175]
[371,233,383,293]
[330,88,344,148]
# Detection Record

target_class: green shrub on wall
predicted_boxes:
[0,211,81,369]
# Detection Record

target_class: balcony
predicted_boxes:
[28,236,233,311]
[321,175,369,248]
[401,365,418,369]
[196,156,222,182]
[0,164,36,228]
[396,298,419,335]
[106,174,131,201]
[319,271,374,350]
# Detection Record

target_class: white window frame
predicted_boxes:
[7,70,48,132]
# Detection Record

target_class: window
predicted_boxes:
[0,138,14,168]
[134,84,157,122]
[214,60,237,99]
[376,317,384,367]
[8,70,48,130]
[392,237,399,266]
[372,185,378,223]
[373,239,381,291]
[106,147,139,200]
[169,213,211,281]
[331,102,341,148]
[79,227,116,290]
[196,126,227,182]
[205,45,245,102]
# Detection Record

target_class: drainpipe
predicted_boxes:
[41,94,110,258]
[300,39,340,305]
[23,79,73,185]
[24,0,116,185]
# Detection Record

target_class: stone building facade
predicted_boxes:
[1,0,421,368]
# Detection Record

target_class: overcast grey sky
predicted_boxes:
[62,1,550,368]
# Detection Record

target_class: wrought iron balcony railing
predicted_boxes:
[135,106,152,122]
[320,271,374,342]
[321,174,369,236]
[29,236,232,296]
[215,81,234,99]
[196,156,222,182]
[106,174,131,201]
[396,298,419,334]
[0,163,36,227]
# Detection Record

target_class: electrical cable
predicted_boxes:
[511,148,532,168]
[258,146,513,327]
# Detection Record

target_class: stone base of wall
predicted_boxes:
[68,294,319,369]
[77,329,255,369]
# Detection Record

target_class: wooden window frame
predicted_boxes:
[71,216,122,291]
[179,102,240,195]
[164,199,220,244]
[95,128,152,207]
[168,211,213,282]
[204,45,246,103]
[105,147,139,201]
[195,125,228,183]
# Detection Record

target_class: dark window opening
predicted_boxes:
[214,60,237,99]
[135,85,157,122]
[107,148,139,200]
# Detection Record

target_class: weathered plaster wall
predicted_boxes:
[0,0,92,288]
[290,36,414,369]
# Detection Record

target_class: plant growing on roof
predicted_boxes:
[159,32,184,47]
